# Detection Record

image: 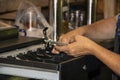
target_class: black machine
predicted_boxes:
[0,36,89,80]
[0,27,108,80]
[0,26,89,80]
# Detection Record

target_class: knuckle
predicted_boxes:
[70,49,75,54]
[59,35,65,39]
[69,47,75,54]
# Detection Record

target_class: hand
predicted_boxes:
[59,27,85,43]
[59,31,77,44]
[52,35,97,57]
[52,30,78,54]
[52,27,86,54]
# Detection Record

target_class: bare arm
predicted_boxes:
[77,15,118,41]
[59,15,118,43]
[91,41,120,75]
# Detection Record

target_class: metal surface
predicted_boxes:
[45,39,67,46]
[87,0,93,24]
[53,0,58,41]
[0,63,59,80]
[0,42,60,80]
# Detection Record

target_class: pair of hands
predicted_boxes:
[52,32,97,57]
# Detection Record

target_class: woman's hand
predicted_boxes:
[52,35,97,57]
[52,27,86,54]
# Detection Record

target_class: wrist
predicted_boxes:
[75,26,86,35]
[88,42,101,56]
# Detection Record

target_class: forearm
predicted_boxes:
[91,43,120,75]
[76,16,118,41]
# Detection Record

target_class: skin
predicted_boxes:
[52,15,120,76]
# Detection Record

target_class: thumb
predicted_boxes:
[59,36,69,44]
[75,35,82,41]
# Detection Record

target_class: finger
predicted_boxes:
[59,37,69,44]
[59,35,64,42]
[52,48,60,54]
[54,45,69,53]
[75,35,81,41]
